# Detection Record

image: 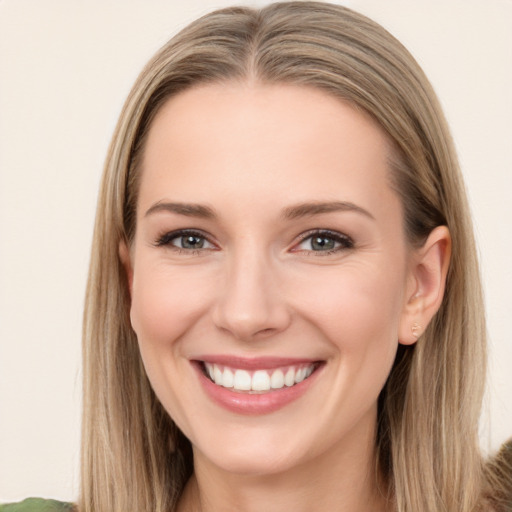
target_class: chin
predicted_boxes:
[199,445,301,477]
[190,423,309,477]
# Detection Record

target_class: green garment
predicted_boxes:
[0,499,73,512]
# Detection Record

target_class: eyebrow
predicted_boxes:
[282,201,375,220]
[144,200,374,221]
[145,201,216,219]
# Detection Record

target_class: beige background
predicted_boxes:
[1,0,511,503]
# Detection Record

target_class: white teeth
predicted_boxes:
[233,369,252,391]
[270,369,285,389]
[204,362,316,392]
[222,367,234,388]
[284,367,295,387]
[213,365,223,385]
[252,370,271,391]
[295,367,306,383]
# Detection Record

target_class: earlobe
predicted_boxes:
[119,240,134,297]
[399,226,451,345]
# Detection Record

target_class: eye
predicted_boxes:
[293,230,353,254]
[155,229,216,251]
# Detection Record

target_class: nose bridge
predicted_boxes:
[212,240,290,340]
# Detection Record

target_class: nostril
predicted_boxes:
[256,327,277,337]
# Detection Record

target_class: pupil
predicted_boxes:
[312,236,334,251]
[182,235,204,249]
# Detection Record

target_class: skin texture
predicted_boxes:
[120,83,450,512]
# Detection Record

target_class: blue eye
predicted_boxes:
[296,230,353,253]
[175,234,206,249]
[156,230,215,251]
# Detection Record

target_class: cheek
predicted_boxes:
[289,262,405,384]
[128,261,215,431]
[295,264,404,339]
[129,261,212,353]
[315,271,403,419]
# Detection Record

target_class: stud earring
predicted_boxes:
[411,322,422,339]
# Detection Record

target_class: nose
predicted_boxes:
[212,249,291,341]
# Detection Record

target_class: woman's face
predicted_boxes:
[124,83,420,475]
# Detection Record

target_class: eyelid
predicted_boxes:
[154,228,217,250]
[153,228,353,254]
[291,229,354,253]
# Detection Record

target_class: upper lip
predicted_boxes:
[192,355,322,370]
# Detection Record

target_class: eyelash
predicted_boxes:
[155,229,216,255]
[154,228,354,256]
[293,229,354,255]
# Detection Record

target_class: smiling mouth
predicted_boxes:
[200,361,320,394]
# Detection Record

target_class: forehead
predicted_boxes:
[139,82,399,222]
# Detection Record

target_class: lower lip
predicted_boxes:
[193,362,323,415]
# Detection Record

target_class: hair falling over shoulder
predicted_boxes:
[80,2,512,511]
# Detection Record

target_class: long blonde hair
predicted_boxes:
[81,3,498,511]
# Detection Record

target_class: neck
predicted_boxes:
[177,414,389,512]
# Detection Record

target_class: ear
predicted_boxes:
[398,226,451,345]
[119,239,134,297]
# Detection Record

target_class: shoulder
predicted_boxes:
[0,498,74,512]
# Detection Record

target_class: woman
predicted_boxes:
[2,2,510,511]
